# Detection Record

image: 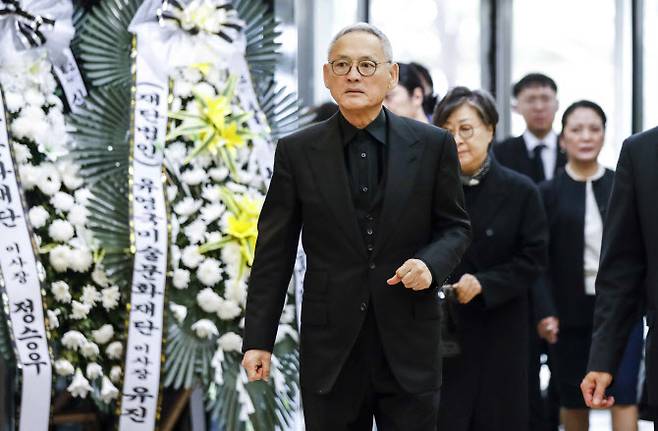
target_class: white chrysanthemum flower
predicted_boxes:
[36,163,61,195]
[193,82,216,99]
[209,167,229,182]
[18,164,39,190]
[200,204,224,223]
[71,300,91,320]
[172,268,190,289]
[49,245,71,272]
[69,247,93,273]
[62,330,87,351]
[191,319,219,339]
[165,142,188,164]
[181,245,204,268]
[67,369,93,398]
[182,67,202,83]
[81,285,101,306]
[51,280,71,303]
[167,184,178,202]
[101,286,120,310]
[74,188,92,205]
[218,332,242,353]
[81,341,100,359]
[91,324,114,345]
[197,258,222,287]
[68,205,88,226]
[86,363,103,380]
[28,206,49,229]
[62,171,84,190]
[13,142,31,164]
[170,245,181,269]
[170,302,187,323]
[24,87,46,107]
[105,341,123,360]
[184,219,207,244]
[201,185,221,202]
[181,168,206,186]
[205,231,222,243]
[216,298,242,321]
[220,242,242,267]
[174,197,202,217]
[4,91,25,112]
[46,309,59,329]
[51,192,75,213]
[100,376,119,403]
[109,365,122,383]
[225,278,247,305]
[173,80,193,97]
[91,265,111,288]
[48,219,75,242]
[54,359,75,376]
[196,287,222,313]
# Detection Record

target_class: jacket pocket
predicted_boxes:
[414,297,441,320]
[301,301,328,326]
[303,271,329,298]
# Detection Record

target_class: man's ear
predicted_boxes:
[389,62,399,89]
[323,63,330,89]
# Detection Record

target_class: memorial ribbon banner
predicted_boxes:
[118,34,169,430]
[0,89,52,431]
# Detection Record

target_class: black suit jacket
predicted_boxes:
[243,108,471,395]
[588,127,658,404]
[440,158,547,428]
[537,169,614,327]
[493,135,567,183]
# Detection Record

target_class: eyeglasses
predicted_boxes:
[443,124,478,140]
[328,59,391,77]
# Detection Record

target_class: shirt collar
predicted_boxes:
[338,108,387,146]
[523,129,557,155]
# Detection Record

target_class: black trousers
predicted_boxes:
[301,307,440,431]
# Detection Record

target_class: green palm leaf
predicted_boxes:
[68,85,132,287]
[75,0,140,88]
[256,79,313,139]
[234,0,282,82]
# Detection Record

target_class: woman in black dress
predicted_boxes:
[433,87,548,430]
[536,100,643,431]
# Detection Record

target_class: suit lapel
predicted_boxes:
[373,110,423,256]
[515,136,535,177]
[305,114,366,256]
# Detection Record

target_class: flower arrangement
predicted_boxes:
[0,48,122,407]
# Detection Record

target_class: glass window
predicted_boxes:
[511,0,632,168]
[369,0,481,97]
[644,0,658,131]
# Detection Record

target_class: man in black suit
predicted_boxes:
[582,127,658,427]
[241,23,471,431]
[494,73,566,182]
[493,73,565,431]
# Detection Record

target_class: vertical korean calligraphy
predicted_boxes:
[0,90,52,430]
[118,35,169,431]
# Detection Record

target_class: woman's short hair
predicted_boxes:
[433,86,499,131]
[560,100,607,133]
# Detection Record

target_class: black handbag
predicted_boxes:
[439,285,461,358]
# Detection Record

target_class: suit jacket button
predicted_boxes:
[369,263,376,270]
[360,302,368,312]
[485,228,494,237]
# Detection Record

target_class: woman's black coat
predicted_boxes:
[535,168,614,327]
[438,158,548,431]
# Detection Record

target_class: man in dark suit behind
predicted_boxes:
[582,126,658,428]
[241,23,471,431]
[493,73,566,431]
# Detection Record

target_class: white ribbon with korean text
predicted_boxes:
[118,33,168,430]
[0,90,52,431]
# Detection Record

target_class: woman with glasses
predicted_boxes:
[536,100,643,431]
[433,87,548,430]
